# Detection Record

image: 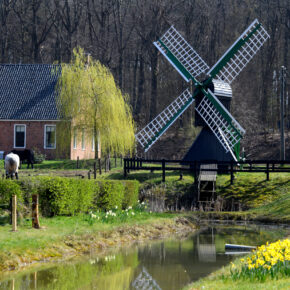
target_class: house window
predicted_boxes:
[73,128,77,149]
[81,129,85,150]
[92,133,95,152]
[14,125,26,148]
[45,125,56,149]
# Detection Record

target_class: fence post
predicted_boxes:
[266,162,270,181]
[32,194,40,229]
[12,195,17,232]
[88,170,91,179]
[94,162,96,179]
[162,159,166,182]
[230,161,234,185]
[98,158,102,175]
[124,159,127,178]
[76,156,79,169]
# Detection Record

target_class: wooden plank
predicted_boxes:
[199,164,217,181]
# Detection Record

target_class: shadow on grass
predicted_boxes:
[32,159,124,171]
[106,170,195,184]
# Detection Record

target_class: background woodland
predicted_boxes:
[0,0,289,159]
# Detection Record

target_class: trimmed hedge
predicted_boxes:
[0,177,139,217]
[97,180,124,211]
[0,180,23,206]
[122,180,139,209]
[37,177,96,216]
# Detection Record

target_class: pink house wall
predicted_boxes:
[0,121,95,160]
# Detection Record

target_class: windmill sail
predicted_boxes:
[218,127,238,162]
[136,20,268,154]
[195,89,245,152]
[154,26,209,82]
[208,19,270,84]
[136,89,194,152]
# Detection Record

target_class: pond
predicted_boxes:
[0,223,288,290]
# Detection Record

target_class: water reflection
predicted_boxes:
[0,224,287,290]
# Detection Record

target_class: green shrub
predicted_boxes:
[38,177,96,216]
[0,176,139,217]
[16,178,42,217]
[122,180,139,209]
[32,147,46,164]
[96,180,125,211]
[73,179,96,213]
[0,180,23,206]
[38,177,72,216]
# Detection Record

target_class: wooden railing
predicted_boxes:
[123,159,290,183]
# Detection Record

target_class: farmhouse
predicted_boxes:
[0,64,95,160]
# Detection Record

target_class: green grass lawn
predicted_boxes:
[0,158,123,171]
[0,212,176,253]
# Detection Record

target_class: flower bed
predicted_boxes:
[86,201,150,224]
[230,239,290,282]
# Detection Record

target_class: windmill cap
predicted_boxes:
[212,79,232,98]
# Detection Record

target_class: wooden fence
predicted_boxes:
[123,159,290,184]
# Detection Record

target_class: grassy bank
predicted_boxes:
[0,213,196,273]
[185,238,290,290]
[0,161,289,277]
[185,257,290,289]
[215,172,290,223]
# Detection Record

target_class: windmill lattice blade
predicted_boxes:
[208,19,270,84]
[136,89,194,152]
[195,89,245,152]
[154,26,209,82]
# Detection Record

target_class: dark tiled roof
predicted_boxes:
[0,64,61,120]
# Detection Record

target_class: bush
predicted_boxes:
[122,180,139,209]
[1,177,140,217]
[16,178,41,217]
[0,180,23,206]
[32,147,46,164]
[96,180,124,211]
[38,177,96,216]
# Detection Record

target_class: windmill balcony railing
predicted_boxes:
[123,158,290,184]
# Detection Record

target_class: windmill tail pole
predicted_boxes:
[280,66,286,161]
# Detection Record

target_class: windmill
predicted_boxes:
[135,19,269,161]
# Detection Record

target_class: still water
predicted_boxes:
[0,223,288,290]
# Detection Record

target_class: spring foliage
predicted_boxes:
[230,239,290,282]
[57,48,135,156]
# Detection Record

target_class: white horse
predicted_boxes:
[4,153,20,179]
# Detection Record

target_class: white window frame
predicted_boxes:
[44,125,56,149]
[73,128,77,149]
[14,124,26,148]
[81,128,85,150]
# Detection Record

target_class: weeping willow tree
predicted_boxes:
[56,48,135,158]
